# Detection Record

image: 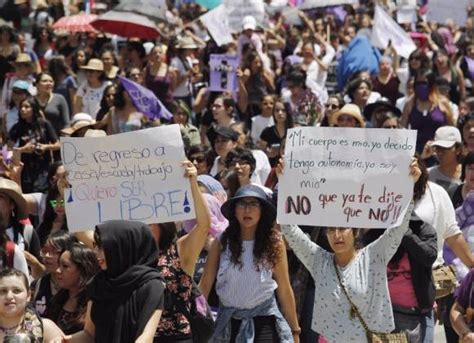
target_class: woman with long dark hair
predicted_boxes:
[36,186,68,246]
[259,99,294,167]
[8,97,59,193]
[47,243,99,335]
[34,72,70,135]
[48,56,77,116]
[31,231,77,317]
[401,69,454,153]
[200,184,299,342]
[152,161,211,342]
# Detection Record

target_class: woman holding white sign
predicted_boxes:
[276,158,420,342]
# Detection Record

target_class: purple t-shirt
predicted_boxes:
[455,269,474,309]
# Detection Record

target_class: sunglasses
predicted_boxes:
[382,125,398,129]
[50,199,65,208]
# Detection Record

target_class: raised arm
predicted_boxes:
[177,161,211,276]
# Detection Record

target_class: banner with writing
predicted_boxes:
[199,5,234,46]
[61,125,195,231]
[277,127,417,228]
[209,54,240,93]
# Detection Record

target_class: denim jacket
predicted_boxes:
[212,295,293,343]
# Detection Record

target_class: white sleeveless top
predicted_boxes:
[216,240,277,310]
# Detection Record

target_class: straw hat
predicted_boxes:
[61,113,96,136]
[0,178,28,220]
[14,53,32,64]
[80,58,104,71]
[330,104,366,128]
[176,36,198,49]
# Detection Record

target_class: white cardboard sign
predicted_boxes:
[277,127,417,228]
[61,125,195,231]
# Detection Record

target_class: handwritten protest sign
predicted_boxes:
[427,0,472,26]
[277,127,417,228]
[199,5,233,46]
[61,125,195,231]
[209,54,240,93]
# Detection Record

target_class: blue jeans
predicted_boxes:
[392,306,434,343]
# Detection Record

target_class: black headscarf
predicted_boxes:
[87,220,164,343]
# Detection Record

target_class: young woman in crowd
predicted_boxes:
[0,269,64,342]
[105,81,145,134]
[186,145,215,176]
[100,49,119,81]
[251,95,275,146]
[8,97,59,193]
[47,243,100,335]
[74,59,110,119]
[401,69,454,153]
[239,51,275,118]
[171,100,201,148]
[2,80,30,139]
[206,95,239,143]
[32,232,77,317]
[259,99,293,167]
[34,72,70,135]
[63,220,165,342]
[95,83,116,122]
[145,44,175,110]
[433,49,465,104]
[275,159,420,341]
[199,184,300,342]
[458,112,474,153]
[153,160,211,342]
[47,56,77,116]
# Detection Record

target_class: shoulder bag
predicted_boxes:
[333,258,408,343]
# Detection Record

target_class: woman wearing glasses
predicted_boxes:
[200,184,299,343]
[320,94,344,127]
[36,186,68,247]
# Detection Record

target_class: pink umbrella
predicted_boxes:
[91,10,160,39]
[53,13,98,33]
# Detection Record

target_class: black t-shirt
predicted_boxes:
[448,184,464,209]
[260,126,283,146]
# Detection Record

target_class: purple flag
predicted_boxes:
[118,76,172,121]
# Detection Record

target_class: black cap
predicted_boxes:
[363,98,401,121]
[207,126,239,146]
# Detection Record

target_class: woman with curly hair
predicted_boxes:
[46,243,99,335]
[199,184,299,343]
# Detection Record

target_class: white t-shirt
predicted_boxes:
[77,81,110,118]
[251,115,274,146]
[414,181,461,267]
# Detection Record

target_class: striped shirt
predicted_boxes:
[216,240,277,310]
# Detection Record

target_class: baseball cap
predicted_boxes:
[432,126,462,148]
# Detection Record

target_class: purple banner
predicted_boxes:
[118,76,172,120]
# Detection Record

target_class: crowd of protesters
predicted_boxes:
[0,0,474,342]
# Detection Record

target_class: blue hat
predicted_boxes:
[220,184,276,221]
[12,80,30,93]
